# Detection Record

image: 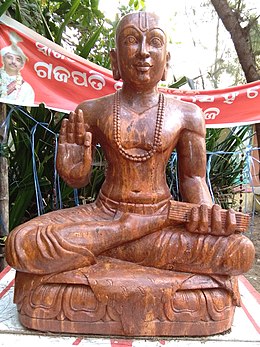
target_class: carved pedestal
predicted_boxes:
[14,257,239,337]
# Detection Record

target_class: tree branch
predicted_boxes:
[211,0,260,82]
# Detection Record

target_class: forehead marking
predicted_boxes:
[139,12,148,32]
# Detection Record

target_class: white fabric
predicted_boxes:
[0,70,35,106]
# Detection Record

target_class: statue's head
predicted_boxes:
[110,11,170,88]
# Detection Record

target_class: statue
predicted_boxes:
[6,11,255,337]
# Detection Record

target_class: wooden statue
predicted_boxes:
[6,11,255,337]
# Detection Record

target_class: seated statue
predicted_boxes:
[6,11,255,337]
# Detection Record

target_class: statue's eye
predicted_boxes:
[125,35,138,45]
[150,37,163,48]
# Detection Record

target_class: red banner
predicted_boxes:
[0,14,259,128]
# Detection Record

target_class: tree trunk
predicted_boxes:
[211,0,260,179]
[211,0,260,82]
[0,103,9,271]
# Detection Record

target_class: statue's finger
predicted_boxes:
[67,112,75,143]
[59,119,68,144]
[186,207,199,233]
[84,132,92,148]
[198,204,208,233]
[211,204,222,234]
[226,209,236,235]
[83,132,92,165]
[75,110,85,145]
[76,109,84,123]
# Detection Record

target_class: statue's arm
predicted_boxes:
[176,107,237,236]
[176,114,212,206]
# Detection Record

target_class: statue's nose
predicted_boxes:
[139,38,150,58]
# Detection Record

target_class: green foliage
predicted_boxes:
[0,0,50,39]
[6,105,64,228]
[129,0,145,10]
[168,76,195,89]
[55,0,81,45]
[0,0,108,60]
[5,105,106,229]
[205,126,253,208]
[0,0,14,17]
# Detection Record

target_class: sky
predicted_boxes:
[99,0,260,89]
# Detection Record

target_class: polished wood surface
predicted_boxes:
[6,11,255,336]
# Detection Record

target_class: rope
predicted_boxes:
[30,123,46,215]
[53,134,62,209]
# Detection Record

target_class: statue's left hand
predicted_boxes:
[186,204,237,236]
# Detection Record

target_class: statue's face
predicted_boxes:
[115,12,168,89]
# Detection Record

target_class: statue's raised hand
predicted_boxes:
[57,110,92,188]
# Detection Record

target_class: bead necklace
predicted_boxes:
[113,90,165,162]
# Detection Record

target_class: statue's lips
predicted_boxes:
[135,63,152,72]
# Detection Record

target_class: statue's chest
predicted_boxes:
[118,110,159,150]
[101,107,174,152]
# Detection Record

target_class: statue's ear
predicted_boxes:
[161,51,171,81]
[110,48,121,81]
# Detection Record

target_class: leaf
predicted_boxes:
[55,0,81,44]
[0,0,14,17]
[169,76,188,89]
[14,1,22,22]
[90,0,99,11]
[205,125,253,209]
[79,23,103,58]
[37,6,55,42]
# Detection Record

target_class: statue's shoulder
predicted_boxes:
[165,94,205,136]
[76,93,115,125]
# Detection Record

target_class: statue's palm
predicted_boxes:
[57,110,92,187]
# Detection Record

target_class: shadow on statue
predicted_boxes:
[6,11,255,337]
